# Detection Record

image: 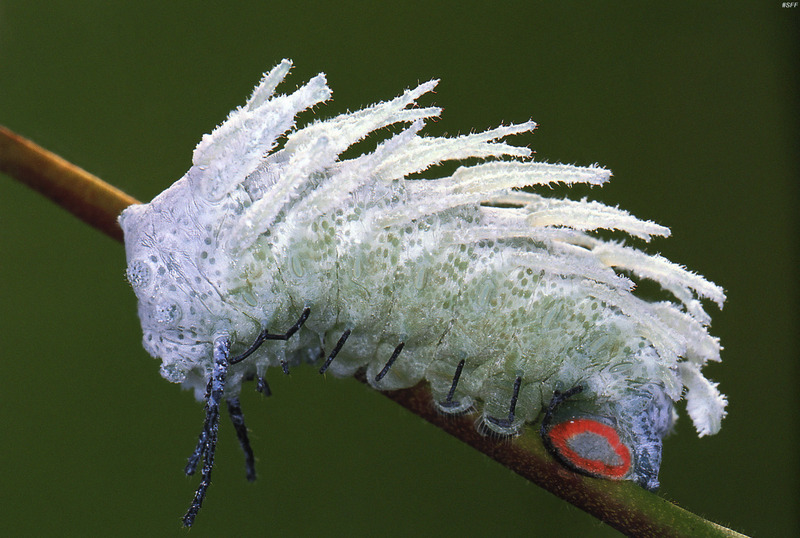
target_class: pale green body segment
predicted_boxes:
[236,194,662,431]
[119,60,726,449]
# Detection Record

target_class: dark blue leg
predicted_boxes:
[182,335,230,527]
[184,399,209,476]
[226,397,256,482]
[255,376,271,396]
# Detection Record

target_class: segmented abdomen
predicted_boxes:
[233,178,658,435]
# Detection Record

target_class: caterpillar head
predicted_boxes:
[119,183,233,383]
[541,384,674,490]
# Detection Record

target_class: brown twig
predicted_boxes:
[372,377,745,537]
[0,125,747,538]
[0,125,140,241]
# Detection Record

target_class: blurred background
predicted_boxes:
[1,1,797,536]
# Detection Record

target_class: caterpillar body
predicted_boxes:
[119,60,726,526]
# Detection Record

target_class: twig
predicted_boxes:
[373,376,745,537]
[0,125,747,537]
[0,125,139,241]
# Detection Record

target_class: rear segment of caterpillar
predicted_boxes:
[119,60,726,526]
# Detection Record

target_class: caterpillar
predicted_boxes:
[119,60,726,527]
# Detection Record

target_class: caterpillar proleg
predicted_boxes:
[119,60,726,526]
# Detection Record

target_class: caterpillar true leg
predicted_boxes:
[484,376,523,430]
[184,310,312,526]
[255,376,271,396]
[184,419,208,476]
[438,359,466,410]
[318,329,352,374]
[245,372,272,396]
[375,342,405,382]
[183,335,230,527]
[226,398,256,482]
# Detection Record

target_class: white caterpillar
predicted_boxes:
[119,60,726,526]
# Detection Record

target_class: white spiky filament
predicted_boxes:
[121,59,726,437]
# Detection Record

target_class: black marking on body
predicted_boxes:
[376,342,405,381]
[438,359,466,410]
[229,307,311,365]
[318,329,352,374]
[484,376,523,430]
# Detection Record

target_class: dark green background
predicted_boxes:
[1,2,796,536]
